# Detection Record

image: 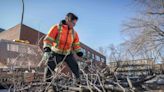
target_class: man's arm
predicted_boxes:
[38,25,58,67]
[43,25,58,49]
[72,32,83,57]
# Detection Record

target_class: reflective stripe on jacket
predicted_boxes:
[43,24,81,55]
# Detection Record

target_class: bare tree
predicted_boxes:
[122,0,164,62]
[135,0,164,15]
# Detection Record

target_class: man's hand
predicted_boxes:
[42,52,51,61]
[76,51,83,57]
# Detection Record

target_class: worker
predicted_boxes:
[42,12,83,91]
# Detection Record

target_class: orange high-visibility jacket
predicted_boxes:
[43,24,81,55]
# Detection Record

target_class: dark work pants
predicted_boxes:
[45,52,80,82]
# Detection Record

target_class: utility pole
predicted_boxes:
[20,0,24,31]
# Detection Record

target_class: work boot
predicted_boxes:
[47,85,54,92]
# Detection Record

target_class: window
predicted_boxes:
[7,44,18,52]
[95,55,100,61]
[87,51,92,59]
[7,43,37,55]
[101,58,105,63]
[18,45,27,53]
[81,48,86,56]
[92,54,95,59]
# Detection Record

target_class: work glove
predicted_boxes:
[42,47,51,60]
[76,51,83,57]
[38,47,51,67]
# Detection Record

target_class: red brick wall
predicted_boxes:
[0,39,42,68]
[0,24,21,40]
[20,25,45,48]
